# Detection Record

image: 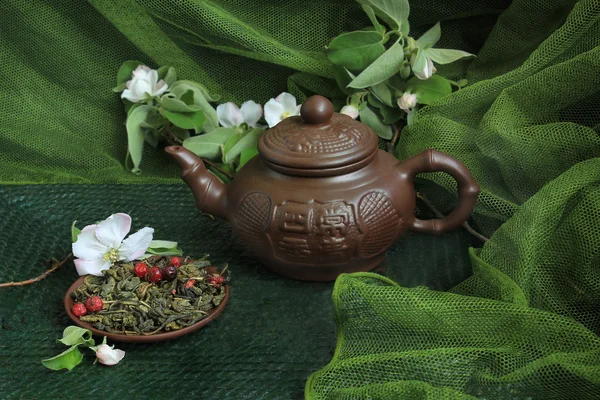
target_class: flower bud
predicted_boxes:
[340,105,359,119]
[397,93,418,112]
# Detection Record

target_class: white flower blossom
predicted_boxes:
[397,92,418,112]
[95,344,125,366]
[264,92,301,128]
[121,65,168,103]
[411,56,437,80]
[72,213,154,276]
[216,101,262,128]
[340,105,359,119]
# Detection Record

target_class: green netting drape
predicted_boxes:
[0,0,506,184]
[2,0,599,398]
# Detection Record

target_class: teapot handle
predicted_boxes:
[398,149,480,235]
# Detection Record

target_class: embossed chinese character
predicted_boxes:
[277,237,311,258]
[317,212,349,236]
[280,204,312,233]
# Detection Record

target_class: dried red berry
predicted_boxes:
[86,296,104,313]
[184,279,196,289]
[212,275,225,285]
[162,265,178,280]
[170,256,182,268]
[147,267,162,283]
[72,303,88,317]
[134,262,148,278]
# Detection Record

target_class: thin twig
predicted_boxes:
[0,254,74,288]
[201,158,235,180]
[387,123,400,154]
[417,192,489,242]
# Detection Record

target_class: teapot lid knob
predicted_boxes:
[300,95,334,125]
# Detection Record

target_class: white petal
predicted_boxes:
[264,99,285,128]
[275,92,297,112]
[119,227,154,261]
[96,344,125,366]
[74,259,110,276]
[95,213,132,249]
[72,229,106,260]
[340,105,359,119]
[147,69,159,86]
[240,101,262,128]
[132,65,151,78]
[121,89,142,103]
[293,104,301,116]
[217,102,243,127]
[81,224,98,233]
[153,80,169,97]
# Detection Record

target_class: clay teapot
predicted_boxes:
[166,95,479,281]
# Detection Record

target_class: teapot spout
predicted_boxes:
[165,146,229,220]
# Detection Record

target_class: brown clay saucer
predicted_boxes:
[64,266,229,343]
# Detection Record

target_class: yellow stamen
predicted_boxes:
[281,111,291,119]
[103,249,120,263]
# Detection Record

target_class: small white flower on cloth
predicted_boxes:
[264,92,301,128]
[95,344,125,366]
[121,65,168,103]
[72,213,154,276]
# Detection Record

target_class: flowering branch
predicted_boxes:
[0,254,73,288]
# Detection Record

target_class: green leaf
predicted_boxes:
[221,132,245,163]
[157,66,177,86]
[359,106,392,139]
[171,126,190,141]
[170,80,219,102]
[349,40,404,89]
[183,127,241,161]
[379,105,404,124]
[358,0,409,31]
[41,345,83,371]
[425,48,475,64]
[113,60,142,92]
[371,83,394,107]
[57,326,95,347]
[143,130,160,148]
[223,128,264,164]
[416,22,441,49]
[126,105,153,174]
[147,240,182,256]
[367,92,385,109]
[71,221,81,243]
[326,31,385,71]
[386,74,407,92]
[332,66,359,95]
[162,109,205,134]
[407,110,416,125]
[238,146,259,170]
[170,82,219,132]
[407,74,453,105]
[411,48,427,76]
[362,4,385,34]
[160,94,201,113]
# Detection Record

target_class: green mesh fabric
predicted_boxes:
[0,0,506,183]
[306,159,600,399]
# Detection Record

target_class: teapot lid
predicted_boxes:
[258,95,379,177]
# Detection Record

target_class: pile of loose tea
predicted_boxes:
[70,256,229,335]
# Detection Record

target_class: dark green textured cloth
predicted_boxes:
[0,185,473,399]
